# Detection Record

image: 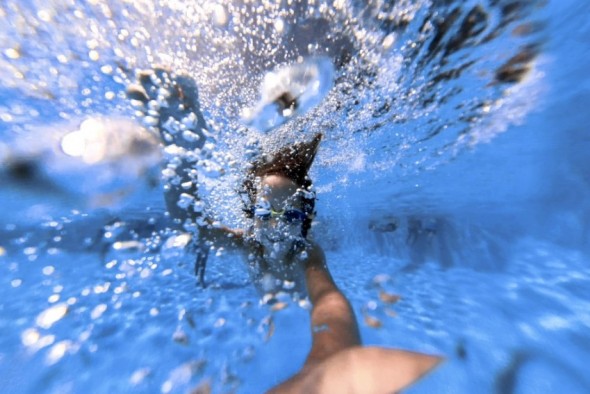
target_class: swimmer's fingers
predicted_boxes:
[126,68,163,106]
[174,74,200,109]
[132,68,196,108]
[126,67,174,103]
[127,68,207,162]
[126,83,149,103]
[137,67,172,91]
[127,68,194,132]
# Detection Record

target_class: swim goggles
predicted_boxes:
[253,199,307,223]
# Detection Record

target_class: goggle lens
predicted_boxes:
[282,209,307,223]
[254,206,306,223]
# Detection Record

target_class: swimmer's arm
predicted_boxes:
[267,245,361,393]
[302,243,361,367]
[194,224,244,287]
[268,245,443,394]
[302,249,443,390]
[201,222,245,251]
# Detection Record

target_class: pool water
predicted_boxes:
[1,0,589,393]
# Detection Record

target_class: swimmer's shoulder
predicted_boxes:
[268,346,443,394]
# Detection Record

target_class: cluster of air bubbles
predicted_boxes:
[5,218,264,390]
[0,0,548,232]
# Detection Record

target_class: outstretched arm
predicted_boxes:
[268,243,443,394]
[201,222,245,250]
[194,221,245,287]
[127,68,208,225]
[302,243,361,368]
[128,68,220,286]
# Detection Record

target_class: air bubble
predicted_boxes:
[42,266,55,275]
[48,294,60,303]
[88,50,100,62]
[211,4,228,26]
[4,48,20,59]
[100,64,113,74]
[382,33,396,50]
[274,18,284,33]
[46,340,75,365]
[36,303,69,329]
[91,304,108,319]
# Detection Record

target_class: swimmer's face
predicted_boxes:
[253,175,305,253]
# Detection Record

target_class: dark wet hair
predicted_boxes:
[241,133,322,238]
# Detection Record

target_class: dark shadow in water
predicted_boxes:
[367,214,511,272]
[494,349,590,393]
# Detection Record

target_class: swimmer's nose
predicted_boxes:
[267,218,280,229]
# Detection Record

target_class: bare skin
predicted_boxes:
[129,70,442,391]
[207,175,443,392]
[268,242,443,393]
[204,175,311,294]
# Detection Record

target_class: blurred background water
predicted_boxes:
[0,0,589,393]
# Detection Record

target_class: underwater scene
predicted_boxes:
[1,0,589,392]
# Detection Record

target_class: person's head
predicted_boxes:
[242,133,322,245]
[250,175,309,257]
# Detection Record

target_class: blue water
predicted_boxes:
[1,0,589,393]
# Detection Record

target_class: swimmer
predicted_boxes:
[128,68,442,392]
[127,66,319,293]
[201,134,322,298]
[204,137,443,392]
[189,130,442,392]
[268,245,442,393]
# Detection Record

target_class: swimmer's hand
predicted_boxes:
[271,243,443,393]
[126,67,208,150]
[127,67,201,116]
[127,67,210,227]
